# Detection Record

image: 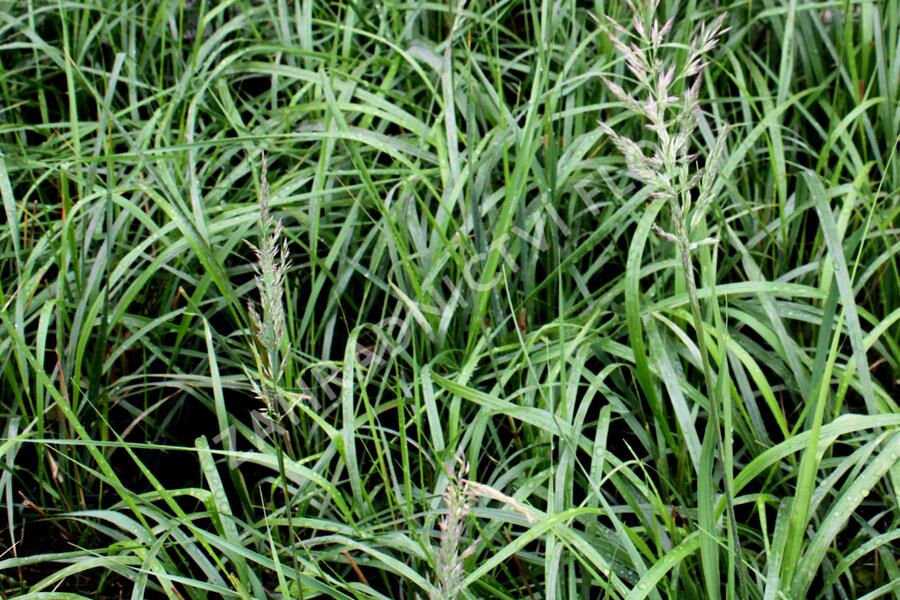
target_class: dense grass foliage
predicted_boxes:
[1,0,898,598]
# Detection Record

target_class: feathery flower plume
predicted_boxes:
[246,153,291,412]
[600,3,728,233]
[432,458,476,600]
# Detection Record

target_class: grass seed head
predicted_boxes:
[433,458,473,600]
[247,153,291,410]
[601,2,728,242]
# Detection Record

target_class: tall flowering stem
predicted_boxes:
[246,153,301,593]
[599,1,747,594]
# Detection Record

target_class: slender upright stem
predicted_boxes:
[674,214,746,594]
[273,423,301,599]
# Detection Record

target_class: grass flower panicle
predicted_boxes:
[599,4,728,231]
[433,459,476,600]
[246,153,291,412]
